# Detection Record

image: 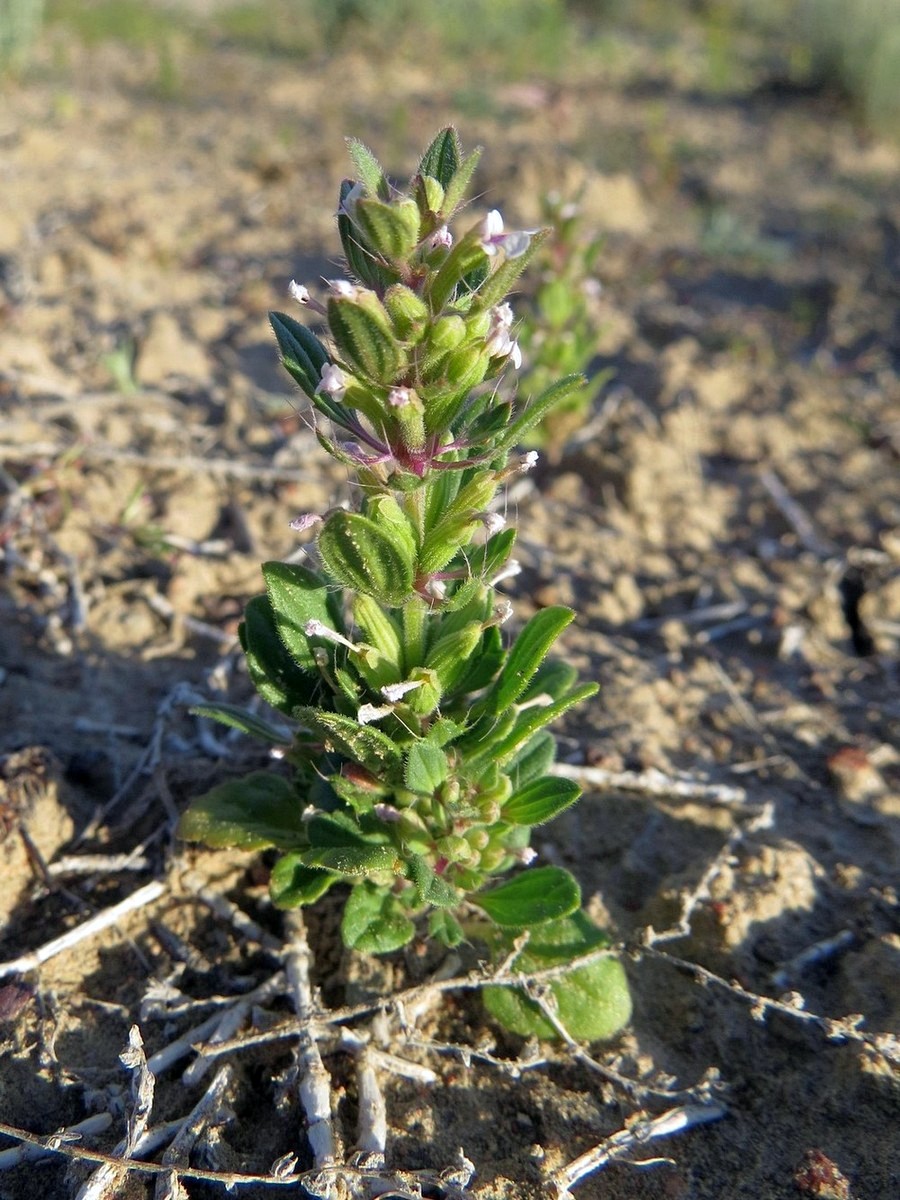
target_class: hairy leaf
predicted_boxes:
[472,866,580,928]
[503,776,581,826]
[177,772,306,851]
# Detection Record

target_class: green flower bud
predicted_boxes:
[384,284,429,340]
[437,834,476,865]
[420,174,445,216]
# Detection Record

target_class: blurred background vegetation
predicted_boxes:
[1,0,898,139]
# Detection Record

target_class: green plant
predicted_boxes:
[178,129,630,1042]
[515,192,613,452]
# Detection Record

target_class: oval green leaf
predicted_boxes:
[503,776,581,826]
[472,866,580,928]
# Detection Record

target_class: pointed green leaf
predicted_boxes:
[483,911,632,1041]
[452,625,504,695]
[417,127,461,188]
[476,226,550,311]
[472,683,599,770]
[341,884,416,953]
[472,866,580,928]
[408,856,459,907]
[521,660,580,704]
[263,561,342,672]
[270,855,336,908]
[189,702,291,746]
[442,146,483,217]
[503,776,581,826]
[482,607,574,716]
[269,311,330,399]
[306,810,371,848]
[424,622,483,696]
[352,593,404,672]
[304,844,399,876]
[429,909,464,947]
[328,292,402,385]
[346,137,389,199]
[508,731,556,788]
[318,511,414,606]
[293,707,403,776]
[178,772,306,851]
[353,197,421,261]
[241,595,319,714]
[405,742,449,794]
[498,374,587,452]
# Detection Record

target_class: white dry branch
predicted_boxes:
[549,1101,728,1197]
[551,761,750,808]
[283,909,339,1175]
[0,1114,112,1171]
[0,880,165,981]
[155,1064,234,1200]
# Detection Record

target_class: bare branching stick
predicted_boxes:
[0,1114,112,1171]
[283,910,339,1173]
[549,1101,727,1197]
[551,762,750,807]
[0,881,165,980]
[181,972,287,1086]
[646,801,775,945]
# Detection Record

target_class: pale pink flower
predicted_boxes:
[316,363,347,397]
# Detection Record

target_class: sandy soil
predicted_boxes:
[1,23,898,1200]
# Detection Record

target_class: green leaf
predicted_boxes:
[353,197,421,262]
[429,909,464,947]
[442,146,483,217]
[503,776,581,826]
[470,682,599,770]
[404,742,449,794]
[452,625,504,696]
[293,708,403,776]
[424,622,484,697]
[269,311,330,399]
[472,866,580,928]
[306,810,372,848]
[508,731,557,788]
[270,855,336,908]
[328,292,402,385]
[341,884,416,954]
[417,127,461,188]
[241,595,320,714]
[408,856,459,907]
[304,844,399,876]
[189,703,291,746]
[481,607,574,716]
[498,374,587,452]
[177,772,306,851]
[346,137,388,199]
[482,912,632,1041]
[318,511,414,607]
[476,226,550,311]
[352,593,404,672]
[263,561,342,672]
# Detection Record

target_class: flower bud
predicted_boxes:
[384,284,429,340]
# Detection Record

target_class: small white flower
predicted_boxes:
[480,209,505,253]
[515,847,537,865]
[494,599,514,624]
[491,559,522,587]
[380,679,423,703]
[289,513,322,532]
[316,363,347,397]
[305,619,359,651]
[325,278,356,298]
[289,280,311,305]
[388,386,412,408]
[430,224,453,249]
[423,578,447,601]
[520,450,539,473]
[357,703,392,725]
[479,512,506,536]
